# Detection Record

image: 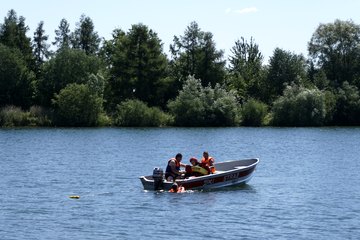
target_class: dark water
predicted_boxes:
[1,127,359,239]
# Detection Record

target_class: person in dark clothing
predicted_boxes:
[165,153,186,181]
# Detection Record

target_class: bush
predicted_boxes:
[0,105,53,127]
[114,99,172,127]
[271,84,326,126]
[97,113,112,127]
[0,106,28,127]
[28,106,52,126]
[53,83,103,126]
[168,76,240,126]
[241,99,268,126]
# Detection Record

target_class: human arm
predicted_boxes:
[169,160,184,175]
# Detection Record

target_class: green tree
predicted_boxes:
[332,82,360,125]
[168,75,205,126]
[241,99,268,126]
[102,24,168,108]
[52,83,103,126]
[266,48,307,102]
[53,18,71,51]
[71,14,101,55]
[37,48,103,106]
[271,84,326,126]
[308,19,360,88]
[0,43,34,108]
[312,69,330,90]
[170,21,226,88]
[33,21,51,77]
[0,9,34,71]
[228,37,265,101]
[168,76,239,126]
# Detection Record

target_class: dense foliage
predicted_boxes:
[241,99,268,126]
[52,83,103,126]
[228,37,266,101]
[0,105,51,127]
[37,48,103,106]
[170,21,226,89]
[0,43,34,108]
[271,85,327,126]
[332,82,360,125]
[168,76,239,126]
[114,99,172,127]
[102,24,169,109]
[1,9,360,127]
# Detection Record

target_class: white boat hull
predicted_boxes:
[140,158,259,191]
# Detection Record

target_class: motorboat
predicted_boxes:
[139,158,259,191]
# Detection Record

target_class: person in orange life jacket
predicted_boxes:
[165,153,186,181]
[168,182,185,193]
[185,157,210,178]
[201,151,216,173]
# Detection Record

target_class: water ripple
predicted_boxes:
[1,127,360,239]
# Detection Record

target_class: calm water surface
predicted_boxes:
[0,127,359,239]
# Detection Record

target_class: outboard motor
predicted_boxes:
[152,167,164,191]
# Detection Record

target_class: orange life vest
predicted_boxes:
[201,156,213,165]
[201,157,216,173]
[175,159,180,168]
[165,158,181,179]
[169,186,185,193]
[168,158,180,168]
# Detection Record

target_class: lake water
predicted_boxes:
[0,127,359,239]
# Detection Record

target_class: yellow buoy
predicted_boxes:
[69,195,80,199]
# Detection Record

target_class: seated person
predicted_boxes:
[185,157,210,178]
[201,151,216,173]
[165,153,186,181]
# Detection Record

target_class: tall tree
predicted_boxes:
[37,48,103,106]
[228,37,265,100]
[33,21,50,76]
[266,48,307,102]
[102,24,168,108]
[0,9,34,71]
[170,21,226,88]
[308,19,360,88]
[0,43,34,108]
[53,18,71,50]
[71,14,101,55]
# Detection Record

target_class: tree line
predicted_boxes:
[1,9,360,127]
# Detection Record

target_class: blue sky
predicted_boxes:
[1,0,360,62]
